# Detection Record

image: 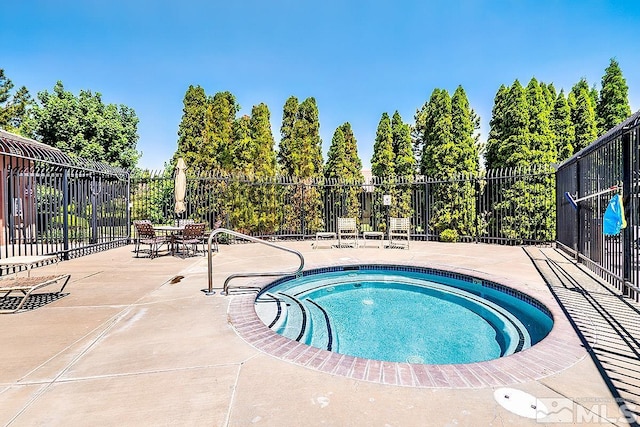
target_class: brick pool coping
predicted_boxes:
[227,260,587,389]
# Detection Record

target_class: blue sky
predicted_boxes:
[3,0,640,170]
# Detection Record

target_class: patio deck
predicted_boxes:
[1,241,638,426]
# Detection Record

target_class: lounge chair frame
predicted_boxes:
[0,274,71,313]
[388,217,410,249]
[337,217,358,248]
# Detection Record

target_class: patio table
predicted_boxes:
[152,225,185,255]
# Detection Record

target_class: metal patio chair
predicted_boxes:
[133,221,168,258]
[174,222,207,258]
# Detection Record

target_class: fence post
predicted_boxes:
[574,158,581,261]
[62,168,69,260]
[622,131,632,296]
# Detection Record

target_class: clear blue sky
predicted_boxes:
[4,0,640,170]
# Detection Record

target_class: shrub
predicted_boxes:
[440,229,459,242]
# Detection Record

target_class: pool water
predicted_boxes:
[255,266,553,365]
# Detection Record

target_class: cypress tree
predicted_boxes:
[420,89,453,176]
[372,113,395,177]
[277,96,299,176]
[205,91,239,172]
[501,80,530,167]
[232,114,252,174]
[569,79,598,152]
[451,86,480,174]
[278,96,324,233]
[249,103,277,178]
[248,103,278,233]
[526,78,555,163]
[391,111,415,218]
[597,58,631,135]
[176,85,208,169]
[325,127,348,180]
[485,85,509,169]
[551,90,575,161]
[339,122,363,180]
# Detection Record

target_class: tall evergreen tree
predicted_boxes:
[371,112,395,177]
[249,103,277,178]
[278,96,323,234]
[485,85,509,169]
[324,127,348,179]
[551,90,575,161]
[526,78,555,163]
[569,79,598,153]
[597,58,631,135]
[500,80,530,167]
[175,85,208,169]
[277,96,299,176]
[339,122,363,179]
[451,86,480,173]
[420,89,454,176]
[204,91,239,172]
[390,111,415,218]
[391,111,415,177]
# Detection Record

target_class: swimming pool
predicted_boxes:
[255,265,553,365]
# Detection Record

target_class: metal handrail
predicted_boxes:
[205,228,305,295]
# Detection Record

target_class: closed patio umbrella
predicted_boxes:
[174,158,187,214]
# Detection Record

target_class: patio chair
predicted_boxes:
[174,222,207,258]
[1,274,71,313]
[388,217,410,249]
[133,221,168,258]
[337,217,358,248]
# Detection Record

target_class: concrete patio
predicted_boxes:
[1,241,638,426]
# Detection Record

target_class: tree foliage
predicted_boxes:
[0,69,35,136]
[34,81,140,169]
[597,58,631,135]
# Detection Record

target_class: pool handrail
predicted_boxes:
[205,228,305,295]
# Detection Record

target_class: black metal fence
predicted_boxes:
[0,131,130,266]
[130,164,556,245]
[556,111,640,301]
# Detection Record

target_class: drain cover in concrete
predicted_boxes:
[494,387,548,419]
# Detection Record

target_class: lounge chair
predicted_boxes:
[388,217,410,249]
[337,217,358,248]
[1,274,71,313]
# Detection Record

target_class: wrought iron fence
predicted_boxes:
[0,130,130,267]
[131,164,556,245]
[556,111,640,301]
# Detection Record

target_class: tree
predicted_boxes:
[0,69,34,136]
[485,85,509,169]
[248,103,277,178]
[204,91,240,172]
[277,96,324,234]
[526,78,555,163]
[391,111,415,219]
[277,96,299,176]
[340,122,363,179]
[371,112,395,177]
[597,58,631,135]
[499,80,530,167]
[551,90,575,161]
[175,85,208,169]
[34,81,140,169]
[569,79,598,153]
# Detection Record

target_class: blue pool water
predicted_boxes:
[255,266,553,364]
